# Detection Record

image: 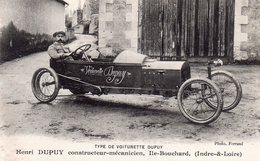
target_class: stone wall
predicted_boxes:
[99,0,138,56]
[234,0,260,63]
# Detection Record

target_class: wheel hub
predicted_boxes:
[42,81,55,87]
[196,98,203,104]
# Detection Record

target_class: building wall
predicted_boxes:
[82,0,100,21]
[0,0,66,35]
[234,0,260,62]
[72,9,83,27]
[98,0,260,62]
[99,0,138,55]
[82,0,92,21]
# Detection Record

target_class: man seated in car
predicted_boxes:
[48,31,82,60]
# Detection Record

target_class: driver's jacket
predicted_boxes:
[48,42,70,60]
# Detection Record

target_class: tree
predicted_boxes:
[0,21,18,49]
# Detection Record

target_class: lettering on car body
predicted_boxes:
[81,66,130,84]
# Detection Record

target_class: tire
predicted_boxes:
[206,71,242,111]
[177,78,223,124]
[69,88,86,95]
[31,67,59,103]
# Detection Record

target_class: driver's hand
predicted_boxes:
[62,52,71,58]
[64,47,71,53]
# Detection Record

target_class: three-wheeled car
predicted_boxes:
[31,44,242,124]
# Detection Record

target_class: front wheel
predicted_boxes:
[177,78,223,124]
[31,67,59,103]
[207,71,242,111]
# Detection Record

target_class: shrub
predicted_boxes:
[0,21,53,62]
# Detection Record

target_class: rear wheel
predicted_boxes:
[177,78,223,124]
[31,68,59,103]
[207,71,242,111]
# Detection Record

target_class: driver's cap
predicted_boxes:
[53,31,66,37]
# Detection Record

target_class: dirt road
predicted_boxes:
[0,34,260,143]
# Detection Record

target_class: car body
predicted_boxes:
[50,50,191,97]
[32,47,242,124]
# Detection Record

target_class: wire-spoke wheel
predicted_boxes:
[31,68,59,103]
[206,71,242,111]
[177,78,223,124]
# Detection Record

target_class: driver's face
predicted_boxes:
[55,34,65,43]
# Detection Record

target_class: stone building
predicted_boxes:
[235,0,260,62]
[82,0,92,21]
[0,0,68,35]
[98,0,260,63]
[72,9,83,27]
[82,0,99,21]
[99,0,138,56]
[71,0,99,34]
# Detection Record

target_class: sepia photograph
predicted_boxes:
[0,0,259,160]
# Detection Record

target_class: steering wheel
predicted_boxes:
[70,44,92,61]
